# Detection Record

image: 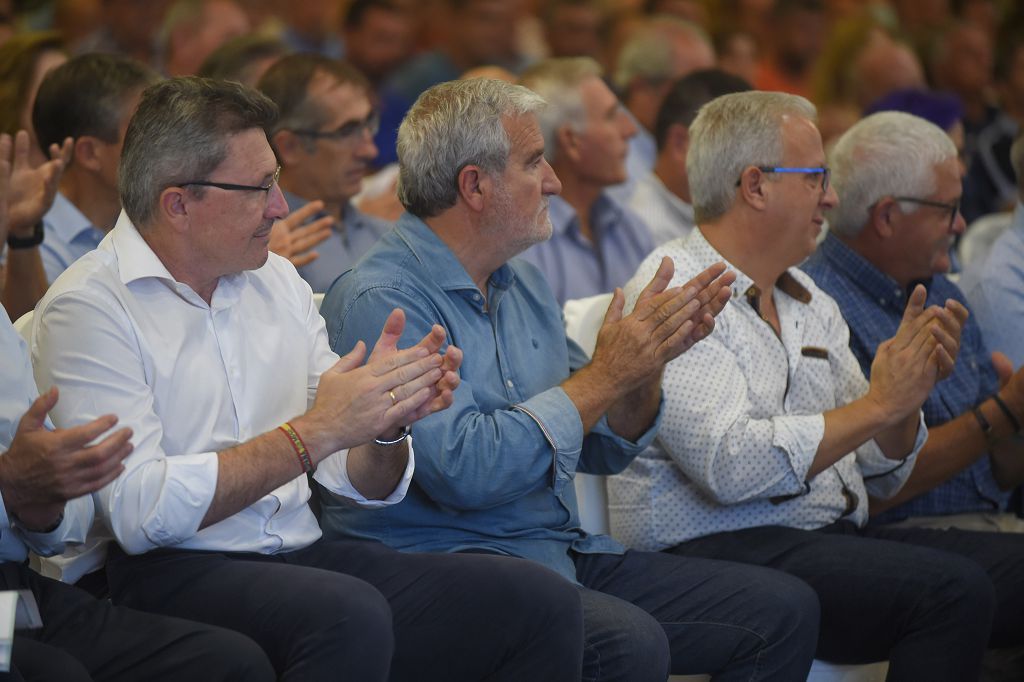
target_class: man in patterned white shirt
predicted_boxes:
[608,90,1024,681]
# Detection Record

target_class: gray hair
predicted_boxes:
[828,111,957,237]
[119,77,278,227]
[397,78,546,218]
[613,16,711,90]
[687,90,817,223]
[518,56,603,164]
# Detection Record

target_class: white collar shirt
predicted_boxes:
[608,229,925,551]
[30,212,413,579]
[626,171,695,246]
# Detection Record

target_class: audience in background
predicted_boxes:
[519,57,654,303]
[625,68,751,245]
[32,53,160,283]
[260,54,389,293]
[961,132,1024,369]
[611,16,714,195]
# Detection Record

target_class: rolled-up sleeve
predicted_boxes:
[31,290,218,555]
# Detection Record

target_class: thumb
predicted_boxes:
[991,351,1014,387]
[602,288,625,326]
[367,308,405,362]
[332,340,367,374]
[17,387,58,435]
[901,284,927,323]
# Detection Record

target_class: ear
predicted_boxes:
[555,124,582,165]
[736,165,768,211]
[870,197,897,239]
[158,186,190,233]
[271,129,303,166]
[665,123,689,163]
[72,136,102,173]
[456,164,486,213]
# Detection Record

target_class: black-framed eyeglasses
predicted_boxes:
[892,196,961,230]
[289,112,380,144]
[181,165,281,194]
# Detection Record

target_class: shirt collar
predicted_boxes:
[394,212,516,293]
[46,192,98,243]
[548,192,624,240]
[643,172,694,223]
[107,210,247,308]
[282,189,368,235]
[689,227,812,306]
[818,230,910,309]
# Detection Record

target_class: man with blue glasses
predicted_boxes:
[260,54,391,292]
[607,91,1024,681]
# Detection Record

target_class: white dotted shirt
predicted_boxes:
[608,229,926,551]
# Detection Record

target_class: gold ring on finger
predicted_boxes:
[389,389,398,406]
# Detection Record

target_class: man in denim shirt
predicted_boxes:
[319,77,822,682]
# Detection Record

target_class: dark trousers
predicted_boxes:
[107,537,584,682]
[0,562,273,682]
[670,521,1024,681]
[572,549,820,682]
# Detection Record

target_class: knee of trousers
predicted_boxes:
[200,628,277,682]
[924,556,996,632]
[752,572,821,649]
[588,606,671,681]
[464,556,584,647]
[302,578,396,656]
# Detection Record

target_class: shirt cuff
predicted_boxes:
[771,413,825,485]
[861,411,926,498]
[312,439,415,508]
[513,387,584,494]
[590,395,663,452]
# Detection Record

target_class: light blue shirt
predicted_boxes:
[519,193,655,305]
[961,203,1024,369]
[284,191,391,293]
[318,212,660,582]
[40,192,105,283]
[0,308,92,564]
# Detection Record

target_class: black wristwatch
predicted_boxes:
[6,221,44,250]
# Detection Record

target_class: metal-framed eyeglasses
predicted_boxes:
[288,111,380,145]
[181,165,281,195]
[891,196,961,231]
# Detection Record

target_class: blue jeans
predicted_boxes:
[573,549,820,681]
[670,521,1016,682]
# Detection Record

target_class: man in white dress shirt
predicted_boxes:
[30,77,584,681]
[608,90,1024,681]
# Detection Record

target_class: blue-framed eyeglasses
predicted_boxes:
[289,112,380,144]
[758,166,830,192]
[892,196,961,231]
[181,165,281,194]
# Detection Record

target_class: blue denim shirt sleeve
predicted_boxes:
[328,281,597,510]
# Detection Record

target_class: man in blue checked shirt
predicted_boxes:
[803,110,1024,528]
